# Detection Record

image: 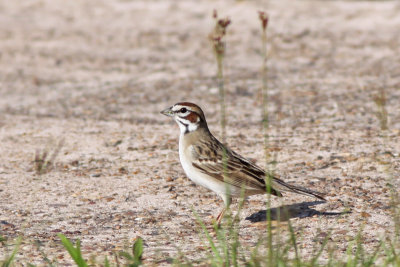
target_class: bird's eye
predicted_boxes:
[180,107,187,113]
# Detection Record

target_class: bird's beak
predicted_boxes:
[160,106,174,117]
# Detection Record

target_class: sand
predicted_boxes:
[0,0,399,265]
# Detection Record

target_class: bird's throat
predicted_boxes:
[177,119,198,135]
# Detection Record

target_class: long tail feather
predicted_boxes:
[272,178,326,201]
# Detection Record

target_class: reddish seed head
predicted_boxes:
[218,18,231,29]
[213,9,218,19]
[211,36,221,42]
[258,11,269,30]
[209,11,230,57]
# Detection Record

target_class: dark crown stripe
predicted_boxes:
[175,102,199,108]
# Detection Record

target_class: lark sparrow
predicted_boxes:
[161,102,325,224]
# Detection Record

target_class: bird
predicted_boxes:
[161,102,326,225]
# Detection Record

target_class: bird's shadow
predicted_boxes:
[246,201,349,223]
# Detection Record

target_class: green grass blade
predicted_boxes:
[310,230,331,266]
[58,234,88,267]
[104,256,110,267]
[345,241,355,267]
[287,221,301,266]
[1,237,22,267]
[133,237,143,263]
[119,251,134,261]
[363,240,382,267]
[192,209,222,264]
[214,220,229,266]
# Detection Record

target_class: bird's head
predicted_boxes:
[161,102,207,134]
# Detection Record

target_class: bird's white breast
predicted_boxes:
[178,134,239,199]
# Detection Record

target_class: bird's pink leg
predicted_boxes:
[215,207,226,226]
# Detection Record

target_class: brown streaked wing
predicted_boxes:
[190,140,282,196]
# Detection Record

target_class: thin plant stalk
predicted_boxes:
[258,11,275,264]
[210,10,232,220]
[217,43,226,146]
[374,83,400,259]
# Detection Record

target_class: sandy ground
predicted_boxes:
[0,0,400,265]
